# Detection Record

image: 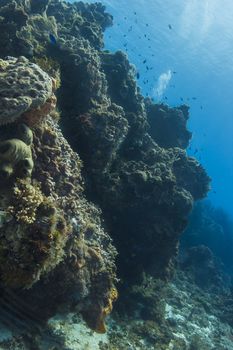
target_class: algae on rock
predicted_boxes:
[0,0,212,344]
[0,54,117,335]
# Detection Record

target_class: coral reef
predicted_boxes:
[181,245,227,292]
[0,1,216,348]
[146,100,192,149]
[181,200,233,270]
[0,56,54,125]
[0,55,117,335]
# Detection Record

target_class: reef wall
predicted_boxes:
[0,0,210,332]
[0,55,117,333]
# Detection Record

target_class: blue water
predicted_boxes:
[70,0,233,218]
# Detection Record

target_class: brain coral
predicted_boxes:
[0,138,33,180]
[0,56,53,125]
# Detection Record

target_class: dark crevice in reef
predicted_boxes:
[1,1,227,347]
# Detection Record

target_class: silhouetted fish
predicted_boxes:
[49,33,57,45]
[136,72,140,79]
[168,24,172,29]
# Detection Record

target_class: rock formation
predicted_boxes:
[0,0,211,343]
[0,56,117,335]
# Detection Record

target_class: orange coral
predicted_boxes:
[84,286,118,334]
[96,287,118,333]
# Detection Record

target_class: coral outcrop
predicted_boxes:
[0,0,212,346]
[146,100,192,149]
[0,56,54,125]
[0,0,210,290]
[0,56,117,334]
[181,200,233,271]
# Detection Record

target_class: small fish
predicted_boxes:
[136,72,140,79]
[180,97,184,101]
[173,71,177,74]
[143,59,147,64]
[200,105,203,109]
[192,97,197,100]
[194,148,198,154]
[146,23,149,26]
[168,24,172,30]
[49,33,57,45]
